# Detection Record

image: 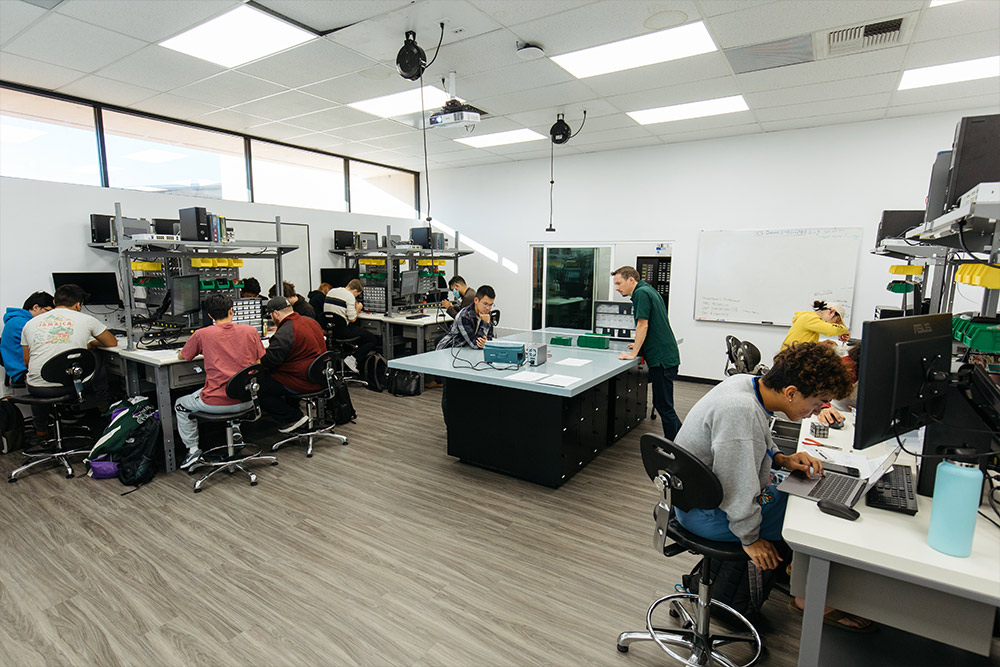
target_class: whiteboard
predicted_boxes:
[230,220,311,297]
[694,227,862,327]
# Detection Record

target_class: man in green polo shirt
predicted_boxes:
[613,265,682,439]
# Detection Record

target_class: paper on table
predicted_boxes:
[554,358,592,367]
[801,446,872,476]
[506,371,549,383]
[537,374,581,388]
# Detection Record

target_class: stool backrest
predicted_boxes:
[640,434,723,513]
[324,312,348,331]
[40,348,96,401]
[306,351,335,391]
[225,364,263,419]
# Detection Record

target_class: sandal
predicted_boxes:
[788,599,877,634]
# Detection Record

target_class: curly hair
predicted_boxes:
[762,342,852,400]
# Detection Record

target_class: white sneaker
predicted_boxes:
[179,448,202,470]
[343,355,358,373]
[278,414,309,434]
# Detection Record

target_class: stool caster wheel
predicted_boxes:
[8,477,17,483]
[306,453,313,458]
[66,473,74,479]
[250,481,258,486]
[271,461,279,466]
[617,644,629,653]
[669,609,679,619]
[194,488,203,493]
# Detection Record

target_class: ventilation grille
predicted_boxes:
[724,35,814,75]
[827,18,903,56]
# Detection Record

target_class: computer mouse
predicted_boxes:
[828,418,845,429]
[816,499,860,521]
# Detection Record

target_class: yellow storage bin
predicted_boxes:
[190,258,213,268]
[889,265,923,275]
[955,263,1000,289]
[214,258,232,267]
[230,258,244,267]
[130,261,163,271]
[416,259,447,266]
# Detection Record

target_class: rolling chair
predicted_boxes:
[617,434,762,666]
[270,351,348,457]
[185,364,278,493]
[8,348,96,482]
[724,336,768,377]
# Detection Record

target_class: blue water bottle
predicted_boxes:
[927,451,983,558]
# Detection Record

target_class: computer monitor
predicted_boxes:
[399,270,420,297]
[52,272,121,306]
[853,313,953,450]
[320,267,359,287]
[169,275,201,316]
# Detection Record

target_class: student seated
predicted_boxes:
[269,281,316,320]
[307,282,333,320]
[174,294,266,469]
[258,296,327,433]
[441,275,476,318]
[324,278,377,373]
[435,285,496,426]
[20,284,117,437]
[240,277,263,300]
[2,291,54,387]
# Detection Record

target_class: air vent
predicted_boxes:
[827,17,904,56]
[724,35,814,74]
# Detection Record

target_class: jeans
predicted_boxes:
[257,372,303,424]
[675,485,788,543]
[649,364,682,440]
[174,388,252,451]
[334,322,378,363]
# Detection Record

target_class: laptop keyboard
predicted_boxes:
[807,473,856,504]
[866,466,918,515]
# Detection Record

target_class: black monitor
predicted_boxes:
[169,275,201,316]
[399,270,420,297]
[875,210,923,245]
[853,313,953,450]
[944,114,1000,211]
[320,267,359,287]
[52,272,121,306]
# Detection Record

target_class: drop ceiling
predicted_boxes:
[1,0,997,173]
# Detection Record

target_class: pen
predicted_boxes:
[815,450,828,460]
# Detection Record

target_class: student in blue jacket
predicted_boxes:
[1,291,54,386]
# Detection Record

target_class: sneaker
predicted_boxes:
[278,415,309,434]
[179,449,203,470]
[343,355,358,373]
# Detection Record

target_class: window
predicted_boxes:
[348,160,417,218]
[250,140,346,211]
[103,110,248,201]
[531,245,612,330]
[0,88,100,186]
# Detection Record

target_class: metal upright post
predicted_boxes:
[274,215,283,289]
[385,224,394,314]
[114,202,137,352]
[982,221,1000,317]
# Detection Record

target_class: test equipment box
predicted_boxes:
[484,340,525,365]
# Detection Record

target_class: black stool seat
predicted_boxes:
[294,388,328,400]
[10,393,74,406]
[187,407,254,423]
[666,517,749,563]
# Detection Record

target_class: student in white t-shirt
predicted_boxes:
[20,284,118,438]
[323,278,378,370]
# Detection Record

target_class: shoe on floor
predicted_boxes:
[788,599,876,633]
[343,355,358,373]
[278,414,309,434]
[179,449,203,470]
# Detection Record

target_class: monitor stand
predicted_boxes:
[918,390,993,498]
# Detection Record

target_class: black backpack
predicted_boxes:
[326,375,357,425]
[362,353,389,392]
[117,417,160,490]
[387,369,422,396]
[0,398,24,454]
[682,540,791,624]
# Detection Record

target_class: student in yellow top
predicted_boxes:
[781,300,849,350]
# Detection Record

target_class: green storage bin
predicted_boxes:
[578,334,610,350]
[550,336,573,346]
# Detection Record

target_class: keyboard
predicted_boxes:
[143,341,186,350]
[807,473,857,504]
[865,466,918,515]
[405,314,429,319]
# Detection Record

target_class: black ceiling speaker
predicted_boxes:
[550,114,572,144]
[396,31,427,81]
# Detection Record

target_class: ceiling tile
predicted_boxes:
[571,135,664,154]
[911,0,1000,42]
[333,119,412,141]
[745,72,898,108]
[753,92,890,122]
[237,39,378,88]
[58,75,159,106]
[736,46,907,92]
[453,58,575,103]
[0,0,46,45]
[658,123,763,144]
[474,79,599,115]
[245,121,316,142]
[256,0,413,33]
[0,52,86,89]
[890,77,1000,106]
[886,93,1000,119]
[276,132,349,152]
[559,124,653,146]
[641,111,756,135]
[128,93,223,120]
[580,51,733,97]
[606,75,741,113]
[706,0,925,49]
[698,0,778,18]
[759,108,885,132]
[192,108,272,132]
[504,99,623,129]
[436,154,512,168]
[4,12,145,72]
[230,90,334,121]
[468,0,597,27]
[422,28,528,80]
[172,71,285,107]
[54,0,238,42]
[96,45,226,93]
[902,29,1000,69]
[281,105,379,132]
[301,65,409,105]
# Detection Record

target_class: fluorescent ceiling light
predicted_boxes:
[455,129,547,148]
[0,123,45,143]
[552,21,717,79]
[898,55,999,90]
[929,0,965,7]
[627,95,749,125]
[348,86,452,118]
[160,4,316,68]
[121,149,187,163]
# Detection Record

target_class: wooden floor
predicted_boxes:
[0,381,996,667]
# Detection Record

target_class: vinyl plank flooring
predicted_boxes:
[1,379,997,667]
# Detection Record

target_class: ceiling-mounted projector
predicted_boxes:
[429,71,485,127]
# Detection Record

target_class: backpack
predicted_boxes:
[387,369,422,396]
[0,398,25,454]
[362,353,389,392]
[326,375,357,425]
[116,417,160,490]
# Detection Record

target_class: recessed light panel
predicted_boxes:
[929,0,965,7]
[160,5,317,68]
[627,95,749,125]
[348,86,452,118]
[551,22,717,79]
[898,55,999,90]
[456,129,547,148]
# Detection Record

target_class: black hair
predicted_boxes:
[53,284,88,308]
[23,291,54,311]
[762,342,852,400]
[241,277,261,296]
[476,285,496,300]
[449,275,466,288]
[813,300,828,311]
[204,294,233,320]
[268,281,295,299]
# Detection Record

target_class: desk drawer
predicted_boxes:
[166,361,205,388]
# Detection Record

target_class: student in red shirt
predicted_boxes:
[174,293,265,469]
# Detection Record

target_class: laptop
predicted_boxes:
[777,447,900,508]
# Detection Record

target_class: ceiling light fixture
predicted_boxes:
[348,86,452,118]
[456,128,547,148]
[897,55,999,90]
[627,95,749,125]
[159,4,317,68]
[551,21,717,79]
[929,0,965,7]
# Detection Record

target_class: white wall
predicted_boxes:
[0,177,415,327]
[427,109,993,380]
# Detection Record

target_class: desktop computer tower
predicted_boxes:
[179,207,210,241]
[944,114,1000,211]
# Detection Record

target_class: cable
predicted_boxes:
[980,510,1000,530]
[419,74,432,224]
[570,109,587,138]
[449,344,524,372]
[546,139,555,232]
[892,421,998,461]
[957,221,1000,268]
[424,22,445,69]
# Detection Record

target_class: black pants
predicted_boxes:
[257,373,304,424]
[334,323,378,363]
[27,355,110,432]
[649,364,682,440]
